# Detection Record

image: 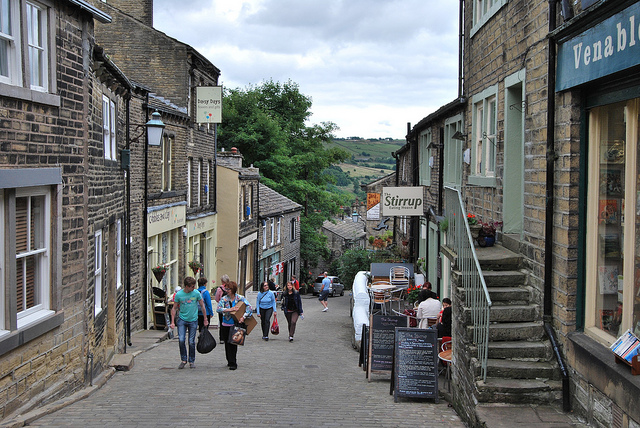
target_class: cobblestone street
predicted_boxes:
[26,294,464,428]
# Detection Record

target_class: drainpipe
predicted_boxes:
[545,0,570,413]
[125,94,131,350]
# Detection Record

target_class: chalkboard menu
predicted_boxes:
[392,327,439,402]
[368,315,406,377]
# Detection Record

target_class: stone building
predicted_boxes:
[410,0,640,426]
[258,183,302,288]
[0,0,130,419]
[317,217,366,275]
[216,149,260,294]
[87,0,220,331]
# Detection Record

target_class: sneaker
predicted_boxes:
[189,362,195,369]
[289,337,293,342]
[322,307,328,312]
[178,362,186,369]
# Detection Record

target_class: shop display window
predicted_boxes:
[586,98,640,344]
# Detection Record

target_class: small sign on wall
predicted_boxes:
[196,86,222,123]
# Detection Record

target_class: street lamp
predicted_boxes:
[143,110,165,331]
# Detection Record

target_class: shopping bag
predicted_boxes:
[196,326,216,354]
[270,314,280,335]
[228,324,246,346]
[230,301,257,335]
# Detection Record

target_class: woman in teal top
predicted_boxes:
[216,281,252,370]
[256,281,277,341]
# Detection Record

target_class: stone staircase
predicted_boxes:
[464,244,563,404]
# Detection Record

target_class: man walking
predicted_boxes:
[319,272,331,312]
[170,276,208,369]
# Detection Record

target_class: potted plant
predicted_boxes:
[477,221,503,247]
[188,260,203,275]
[467,213,482,238]
[152,264,167,282]
[406,284,420,305]
[439,217,449,232]
[416,257,426,273]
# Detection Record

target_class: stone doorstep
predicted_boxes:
[109,353,134,371]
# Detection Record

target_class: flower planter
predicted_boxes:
[153,270,165,282]
[468,224,482,239]
[478,236,495,247]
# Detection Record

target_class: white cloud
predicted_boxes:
[154,0,460,138]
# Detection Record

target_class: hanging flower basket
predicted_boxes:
[188,260,203,275]
[152,264,166,282]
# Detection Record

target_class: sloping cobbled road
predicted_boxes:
[28,293,464,427]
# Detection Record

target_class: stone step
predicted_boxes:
[475,244,522,271]
[476,377,563,404]
[486,286,530,305]
[482,270,527,288]
[482,358,560,380]
[463,305,538,323]
[488,341,551,360]
[469,321,545,342]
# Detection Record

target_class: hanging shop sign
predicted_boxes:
[381,187,424,216]
[556,2,640,91]
[367,192,381,220]
[196,86,222,123]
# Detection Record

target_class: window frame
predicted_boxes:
[470,85,498,187]
[419,129,432,187]
[262,220,267,249]
[277,217,281,244]
[0,0,22,86]
[94,229,102,316]
[290,218,297,242]
[270,218,274,246]
[471,0,508,37]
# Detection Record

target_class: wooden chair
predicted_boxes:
[389,266,410,289]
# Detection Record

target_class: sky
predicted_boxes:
[153,0,460,140]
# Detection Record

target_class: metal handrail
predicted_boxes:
[444,186,492,382]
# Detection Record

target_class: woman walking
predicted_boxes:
[216,281,252,370]
[281,281,303,342]
[257,281,277,341]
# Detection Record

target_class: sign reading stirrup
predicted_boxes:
[381,187,424,216]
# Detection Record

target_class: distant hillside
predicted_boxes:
[323,138,403,200]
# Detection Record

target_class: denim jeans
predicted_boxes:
[177,317,198,363]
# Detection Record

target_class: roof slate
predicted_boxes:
[259,183,302,216]
[322,218,366,240]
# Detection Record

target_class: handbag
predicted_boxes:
[270,314,280,335]
[228,324,246,346]
[196,326,216,353]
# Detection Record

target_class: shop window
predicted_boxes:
[586,98,640,343]
[470,86,498,186]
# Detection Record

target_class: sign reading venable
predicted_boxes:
[381,187,424,216]
[196,86,222,123]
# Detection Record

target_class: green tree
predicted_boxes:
[218,79,351,269]
[334,248,373,291]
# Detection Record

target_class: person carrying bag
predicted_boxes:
[216,281,252,370]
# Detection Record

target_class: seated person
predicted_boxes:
[436,298,452,338]
[416,281,437,305]
[416,294,442,329]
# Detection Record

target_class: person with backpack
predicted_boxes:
[197,276,213,332]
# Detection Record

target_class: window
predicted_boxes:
[419,130,432,186]
[94,229,102,315]
[0,0,21,85]
[0,0,52,92]
[206,160,211,205]
[161,135,172,191]
[187,158,192,207]
[262,220,267,249]
[444,115,464,188]
[471,0,507,36]
[585,98,640,344]
[116,219,122,289]
[470,86,498,185]
[197,159,202,206]
[270,218,274,246]
[277,217,281,244]
[290,218,297,242]
[102,95,116,160]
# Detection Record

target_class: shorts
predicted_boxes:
[318,290,330,301]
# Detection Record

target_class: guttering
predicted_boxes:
[66,0,111,23]
[545,0,571,413]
